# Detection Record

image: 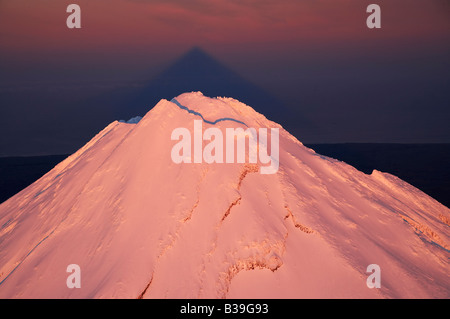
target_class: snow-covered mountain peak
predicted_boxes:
[167,92,278,129]
[0,93,448,299]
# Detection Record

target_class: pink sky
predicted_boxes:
[1,0,449,61]
[0,0,449,154]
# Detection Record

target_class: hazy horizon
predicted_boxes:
[1,0,449,156]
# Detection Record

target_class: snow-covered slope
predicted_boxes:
[0,92,448,298]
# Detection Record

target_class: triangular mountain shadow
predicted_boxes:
[110,47,296,127]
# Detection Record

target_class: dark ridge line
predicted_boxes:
[170,98,248,127]
[137,273,154,299]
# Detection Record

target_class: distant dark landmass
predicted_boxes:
[0,144,449,208]
[305,144,450,208]
[0,155,68,204]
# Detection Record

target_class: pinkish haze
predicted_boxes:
[0,0,449,60]
[0,0,449,155]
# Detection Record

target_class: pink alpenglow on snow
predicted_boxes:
[0,92,448,298]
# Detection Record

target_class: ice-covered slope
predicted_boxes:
[0,92,448,298]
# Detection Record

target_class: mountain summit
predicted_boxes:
[0,92,448,298]
[117,47,293,126]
